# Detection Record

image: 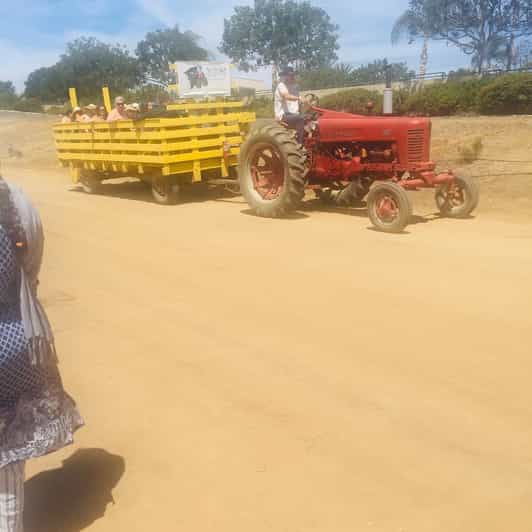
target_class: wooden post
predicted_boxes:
[69,88,78,109]
[102,87,112,114]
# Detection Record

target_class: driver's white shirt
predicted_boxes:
[274,82,300,121]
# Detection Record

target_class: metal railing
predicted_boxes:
[254,65,532,98]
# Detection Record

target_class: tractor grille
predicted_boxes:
[407,129,425,162]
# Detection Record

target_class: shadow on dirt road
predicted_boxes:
[24,448,125,532]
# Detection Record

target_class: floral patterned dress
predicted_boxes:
[0,224,83,468]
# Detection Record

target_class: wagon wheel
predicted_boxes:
[151,178,180,205]
[225,167,241,195]
[79,170,102,195]
[435,175,479,218]
[367,181,412,233]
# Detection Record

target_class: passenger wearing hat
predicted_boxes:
[126,102,141,120]
[274,67,305,144]
[81,103,97,122]
[107,96,128,122]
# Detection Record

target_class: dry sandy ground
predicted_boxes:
[1,111,532,531]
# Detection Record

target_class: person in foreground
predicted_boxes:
[0,175,84,531]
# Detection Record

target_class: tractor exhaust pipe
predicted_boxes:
[383,65,393,115]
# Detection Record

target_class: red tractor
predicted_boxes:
[238,96,479,233]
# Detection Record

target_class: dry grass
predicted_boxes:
[430,115,532,220]
[457,136,484,164]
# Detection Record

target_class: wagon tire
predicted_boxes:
[151,179,180,205]
[367,181,412,233]
[435,175,479,218]
[239,124,306,218]
[79,171,102,195]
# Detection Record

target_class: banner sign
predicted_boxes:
[174,62,231,98]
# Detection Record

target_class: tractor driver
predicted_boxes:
[274,67,305,145]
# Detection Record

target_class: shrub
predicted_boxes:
[478,73,532,115]
[0,93,17,110]
[392,88,412,115]
[404,78,492,116]
[44,104,70,115]
[319,89,384,114]
[314,73,532,116]
[458,137,483,164]
[248,96,274,118]
[13,98,43,113]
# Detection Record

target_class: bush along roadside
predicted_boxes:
[478,73,532,115]
[318,72,532,116]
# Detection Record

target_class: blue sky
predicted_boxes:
[0,0,469,92]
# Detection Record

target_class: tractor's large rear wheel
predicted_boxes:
[367,181,412,233]
[435,175,479,218]
[239,124,306,217]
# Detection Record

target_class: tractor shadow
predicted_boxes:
[69,183,475,228]
[24,448,125,532]
[302,199,439,227]
[240,208,309,220]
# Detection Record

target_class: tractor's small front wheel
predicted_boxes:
[79,170,102,195]
[435,175,479,218]
[367,181,412,233]
[151,178,180,205]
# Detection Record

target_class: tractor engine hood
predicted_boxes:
[314,108,431,147]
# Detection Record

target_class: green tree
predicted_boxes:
[391,7,433,77]
[25,37,141,103]
[350,59,415,84]
[0,80,17,109]
[25,65,73,103]
[220,0,339,82]
[298,60,415,90]
[394,0,532,73]
[136,26,209,82]
[0,81,16,96]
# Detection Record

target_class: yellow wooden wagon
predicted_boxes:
[53,99,256,204]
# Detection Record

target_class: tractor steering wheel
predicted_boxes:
[302,93,320,108]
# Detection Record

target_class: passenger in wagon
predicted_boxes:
[60,110,72,123]
[95,106,108,121]
[107,96,128,122]
[71,107,84,122]
[126,103,140,120]
[81,103,98,122]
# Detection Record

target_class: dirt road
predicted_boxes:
[1,112,532,531]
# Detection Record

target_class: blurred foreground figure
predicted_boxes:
[0,175,83,531]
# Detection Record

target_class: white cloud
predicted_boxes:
[134,0,178,27]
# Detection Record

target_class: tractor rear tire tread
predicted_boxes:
[239,123,306,218]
